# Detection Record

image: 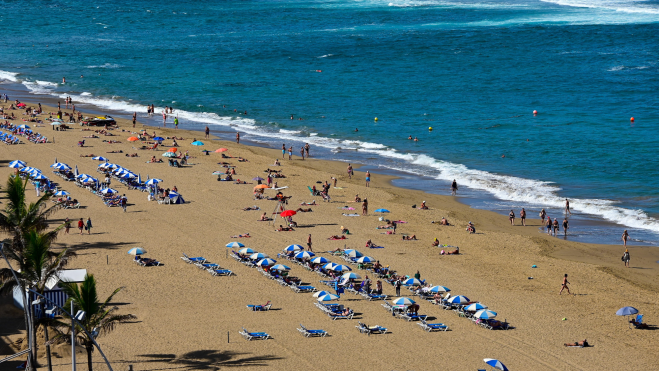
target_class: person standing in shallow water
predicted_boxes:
[451,179,458,195]
[365,171,370,187]
[520,208,526,226]
[622,230,629,246]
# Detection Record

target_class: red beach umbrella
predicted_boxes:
[167,147,178,153]
[280,210,296,217]
[215,148,229,153]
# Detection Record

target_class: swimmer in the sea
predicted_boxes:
[408,135,412,140]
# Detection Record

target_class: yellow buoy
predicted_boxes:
[374,117,378,121]
[429,127,433,131]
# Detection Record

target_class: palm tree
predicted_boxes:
[0,175,61,254]
[57,274,136,371]
[0,230,76,371]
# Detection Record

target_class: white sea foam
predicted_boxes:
[16,77,659,233]
[86,63,121,69]
[608,65,625,71]
[22,80,58,94]
[0,70,19,82]
[317,54,334,58]
[540,0,659,14]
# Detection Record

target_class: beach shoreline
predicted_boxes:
[1,100,658,370]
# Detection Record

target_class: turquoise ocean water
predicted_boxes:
[1,0,658,244]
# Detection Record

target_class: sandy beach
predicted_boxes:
[1,102,658,371]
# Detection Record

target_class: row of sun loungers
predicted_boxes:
[240,325,330,340]
[181,253,234,276]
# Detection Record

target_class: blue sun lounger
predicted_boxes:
[239,328,271,341]
[200,263,220,270]
[418,319,449,332]
[297,324,328,337]
[290,284,317,293]
[246,301,272,311]
[356,322,387,335]
[399,313,428,322]
[211,269,234,276]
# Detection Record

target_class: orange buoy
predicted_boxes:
[630,117,635,122]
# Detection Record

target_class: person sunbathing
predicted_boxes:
[273,159,280,166]
[432,238,440,247]
[300,200,317,206]
[79,154,96,157]
[125,153,139,157]
[237,157,248,162]
[402,235,417,240]
[328,235,346,240]
[242,205,260,211]
[440,217,450,225]
[258,213,272,221]
[234,180,248,184]
[107,150,123,153]
[376,225,394,229]
[83,134,98,138]
[365,239,375,248]
[446,246,460,255]
[296,208,313,212]
[341,226,350,235]
[354,194,362,203]
[330,247,344,255]
[564,339,589,347]
[418,201,429,210]
[102,140,121,143]
[276,225,294,232]
[231,233,251,238]
[466,222,476,234]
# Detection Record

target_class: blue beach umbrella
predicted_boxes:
[137,174,142,184]
[225,242,245,248]
[344,249,363,258]
[54,190,70,196]
[447,295,470,305]
[356,256,376,263]
[153,136,165,141]
[191,141,204,146]
[284,244,303,252]
[322,262,337,270]
[9,160,25,168]
[249,253,269,260]
[107,163,120,170]
[465,303,488,312]
[32,174,48,180]
[271,264,291,271]
[145,178,163,186]
[92,156,108,161]
[429,285,451,293]
[59,163,72,170]
[374,209,390,213]
[127,247,147,255]
[82,177,98,184]
[332,264,352,272]
[238,247,255,254]
[341,272,361,280]
[100,188,118,195]
[256,258,276,267]
[392,297,415,306]
[316,293,339,301]
[18,124,30,129]
[483,359,508,371]
[295,251,315,260]
[76,173,91,179]
[474,310,497,319]
[402,278,423,286]
[310,257,329,264]
[312,290,332,298]
[616,306,639,316]
[98,162,111,168]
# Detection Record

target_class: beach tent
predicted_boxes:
[169,191,185,204]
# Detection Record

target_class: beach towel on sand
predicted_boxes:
[342,213,359,217]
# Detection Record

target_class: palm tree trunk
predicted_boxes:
[40,300,52,371]
[86,344,93,371]
[29,294,38,367]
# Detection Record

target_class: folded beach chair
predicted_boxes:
[297,324,328,338]
[211,269,234,276]
[418,319,449,332]
[239,327,271,341]
[356,322,387,335]
[246,301,272,311]
[290,284,317,293]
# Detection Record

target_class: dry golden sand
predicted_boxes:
[1,103,658,371]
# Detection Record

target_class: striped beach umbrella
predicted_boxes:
[54,191,70,196]
[465,303,488,312]
[294,251,315,260]
[249,253,269,260]
[145,178,163,186]
[32,174,48,180]
[8,160,25,168]
[447,295,470,305]
[256,258,276,267]
[312,290,332,298]
[127,247,147,255]
[271,264,291,271]
[356,256,376,263]
[322,262,337,270]
[392,297,415,306]
[344,249,363,258]
[341,272,361,280]
[284,244,303,252]
[310,257,329,264]
[238,248,255,254]
[332,264,352,272]
[92,156,108,161]
[483,359,508,371]
[428,285,451,293]
[402,278,423,286]
[100,188,118,195]
[316,293,339,301]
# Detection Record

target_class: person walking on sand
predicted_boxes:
[395,278,402,297]
[305,143,310,157]
[121,195,127,212]
[236,132,240,144]
[365,171,371,187]
[288,146,293,160]
[282,144,286,159]
[300,146,305,160]
[132,112,137,128]
[622,249,630,268]
[565,198,571,215]
[520,208,527,226]
[205,126,210,139]
[414,270,421,280]
[562,217,569,236]
[509,210,515,225]
[451,179,458,196]
[77,218,84,235]
[307,234,313,252]
[540,208,546,225]
[347,164,353,179]
[545,217,552,235]
[362,198,368,216]
[86,217,93,235]
[64,218,71,234]
[553,218,559,236]
[622,230,629,246]
[559,274,571,295]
